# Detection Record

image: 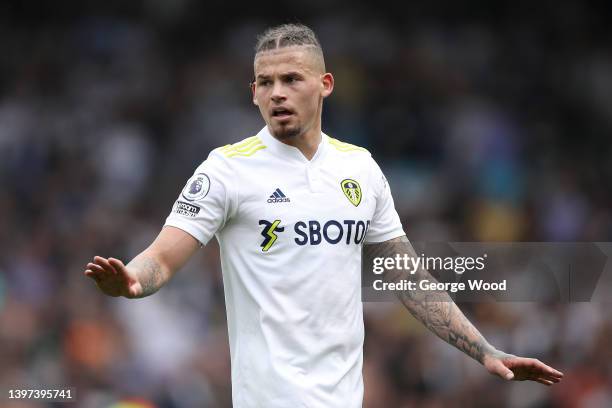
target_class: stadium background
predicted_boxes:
[1,1,611,407]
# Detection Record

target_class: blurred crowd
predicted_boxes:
[1,1,611,407]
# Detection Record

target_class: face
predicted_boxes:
[252,46,334,140]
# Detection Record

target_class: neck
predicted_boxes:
[271,124,322,160]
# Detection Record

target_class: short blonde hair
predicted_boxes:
[254,23,325,70]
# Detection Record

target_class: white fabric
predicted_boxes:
[165,126,405,407]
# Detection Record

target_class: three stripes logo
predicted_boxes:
[267,188,290,203]
[220,136,267,158]
[259,220,284,252]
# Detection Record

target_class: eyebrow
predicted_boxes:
[255,71,304,80]
[282,71,304,78]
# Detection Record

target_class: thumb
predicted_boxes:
[490,359,514,380]
[127,281,143,298]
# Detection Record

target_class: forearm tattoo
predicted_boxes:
[127,256,164,298]
[364,236,494,363]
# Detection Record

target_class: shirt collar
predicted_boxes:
[257,126,328,164]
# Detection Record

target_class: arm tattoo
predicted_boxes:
[127,256,165,298]
[364,236,495,363]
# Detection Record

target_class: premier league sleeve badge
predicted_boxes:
[181,173,211,201]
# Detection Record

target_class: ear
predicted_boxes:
[251,81,258,106]
[321,73,334,98]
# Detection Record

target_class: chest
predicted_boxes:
[230,159,374,247]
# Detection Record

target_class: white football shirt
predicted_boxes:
[165,126,404,407]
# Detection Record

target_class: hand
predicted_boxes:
[84,256,143,298]
[483,350,564,386]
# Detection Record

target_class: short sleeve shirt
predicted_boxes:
[165,126,404,408]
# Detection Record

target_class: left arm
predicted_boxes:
[364,235,564,386]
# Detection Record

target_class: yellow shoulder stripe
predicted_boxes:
[328,137,369,153]
[219,136,267,158]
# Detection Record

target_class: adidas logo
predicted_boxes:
[267,188,290,203]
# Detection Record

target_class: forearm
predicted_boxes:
[397,276,495,363]
[365,236,496,363]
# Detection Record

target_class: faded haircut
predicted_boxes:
[254,23,325,71]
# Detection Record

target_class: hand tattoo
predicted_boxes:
[128,257,164,298]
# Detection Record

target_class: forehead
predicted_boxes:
[254,46,318,76]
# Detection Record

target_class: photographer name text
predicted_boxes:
[372,279,507,292]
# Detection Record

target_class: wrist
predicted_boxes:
[480,344,501,364]
[482,347,513,365]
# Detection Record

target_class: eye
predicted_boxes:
[258,79,272,86]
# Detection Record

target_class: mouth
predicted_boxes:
[271,107,294,120]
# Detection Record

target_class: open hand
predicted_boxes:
[84,256,143,298]
[484,350,564,386]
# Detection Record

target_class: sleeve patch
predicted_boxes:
[174,201,201,217]
[181,173,210,201]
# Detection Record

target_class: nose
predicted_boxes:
[271,81,286,103]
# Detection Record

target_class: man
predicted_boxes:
[85,24,563,407]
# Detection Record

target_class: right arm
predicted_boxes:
[84,226,200,298]
[87,148,232,298]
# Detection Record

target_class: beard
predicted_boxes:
[270,122,302,140]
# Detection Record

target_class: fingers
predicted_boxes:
[84,262,107,282]
[84,255,132,298]
[503,357,564,385]
[94,256,118,274]
[539,362,564,379]
[531,371,562,386]
[491,355,561,385]
[84,269,99,280]
[86,263,106,274]
[542,369,564,381]
[84,256,126,282]
[534,377,554,386]
[529,359,564,379]
[85,260,110,278]
[529,372,562,384]
[108,258,127,274]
